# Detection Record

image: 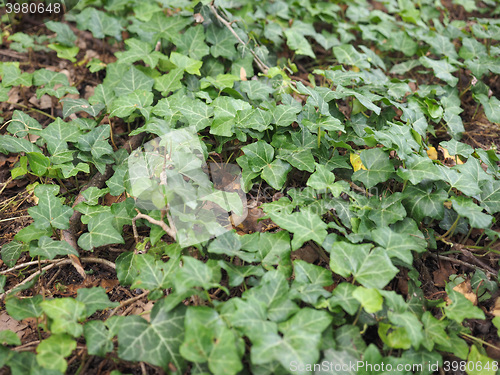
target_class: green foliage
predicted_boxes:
[2,0,500,373]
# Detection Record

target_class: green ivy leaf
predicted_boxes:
[41,298,87,337]
[36,334,76,373]
[328,242,398,289]
[5,295,43,320]
[206,24,237,59]
[173,25,209,61]
[353,286,383,313]
[76,287,119,317]
[29,236,78,260]
[26,152,50,176]
[181,306,243,375]
[60,98,105,118]
[77,212,125,250]
[352,148,394,189]
[117,302,186,371]
[268,210,327,250]
[113,66,155,96]
[420,57,458,87]
[84,320,114,357]
[444,283,485,323]
[28,185,73,230]
[450,196,493,229]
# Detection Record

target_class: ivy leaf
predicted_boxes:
[437,165,481,196]
[36,334,76,373]
[115,38,164,67]
[154,68,184,95]
[450,196,493,229]
[77,212,125,250]
[268,210,327,250]
[142,12,191,43]
[84,321,114,357]
[328,242,398,289]
[1,240,27,267]
[352,148,394,189]
[480,180,500,214]
[240,81,274,101]
[444,283,485,323]
[206,24,237,59]
[76,287,120,317]
[61,98,105,118]
[181,306,243,375]
[75,8,122,39]
[284,29,315,58]
[28,185,73,230]
[328,282,360,315]
[261,159,292,190]
[174,257,219,293]
[371,227,426,265]
[353,286,383,313]
[7,110,42,138]
[29,236,78,260]
[110,89,154,119]
[26,152,50,176]
[240,140,274,172]
[173,25,209,60]
[117,303,186,371]
[5,295,43,320]
[420,57,458,87]
[333,44,370,69]
[307,164,348,197]
[113,66,155,96]
[477,94,500,124]
[170,52,202,75]
[397,154,446,184]
[271,104,300,127]
[41,298,87,337]
[403,184,447,222]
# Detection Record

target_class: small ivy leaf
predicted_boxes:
[1,240,27,267]
[142,12,192,43]
[7,111,42,138]
[0,135,42,154]
[284,29,315,58]
[172,25,210,61]
[240,140,274,172]
[5,295,44,320]
[41,298,87,337]
[75,8,122,40]
[268,210,327,250]
[240,81,274,101]
[174,256,218,293]
[26,152,50,176]
[333,44,370,69]
[77,212,125,251]
[261,159,292,190]
[450,196,493,229]
[271,104,301,127]
[420,57,458,87]
[117,303,187,371]
[328,282,360,315]
[477,94,500,124]
[437,165,481,196]
[388,311,424,350]
[154,68,184,95]
[115,38,164,67]
[28,185,73,230]
[480,180,500,214]
[36,334,76,373]
[421,311,451,351]
[170,51,203,75]
[181,306,244,375]
[444,283,485,323]
[60,98,105,118]
[29,236,78,260]
[84,320,114,357]
[113,66,154,96]
[403,184,448,222]
[0,330,21,346]
[328,242,398,289]
[352,148,394,189]
[206,23,237,59]
[76,287,120,317]
[371,227,426,265]
[353,286,383,313]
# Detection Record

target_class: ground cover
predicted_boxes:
[1,0,500,374]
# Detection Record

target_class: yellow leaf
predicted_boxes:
[240,67,247,81]
[439,146,464,164]
[350,153,367,172]
[427,147,438,160]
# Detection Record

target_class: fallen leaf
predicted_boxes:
[452,280,477,305]
[427,147,438,160]
[350,153,367,172]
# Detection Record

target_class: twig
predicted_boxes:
[427,252,497,278]
[133,210,176,241]
[108,290,150,318]
[0,257,117,299]
[209,3,269,74]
